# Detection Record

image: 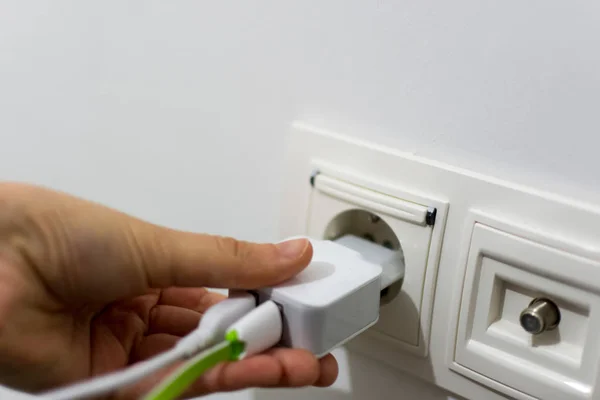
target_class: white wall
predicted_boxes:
[1,2,599,399]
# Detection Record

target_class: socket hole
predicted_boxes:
[363,233,376,242]
[323,209,404,305]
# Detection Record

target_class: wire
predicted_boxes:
[142,341,234,400]
[175,291,255,357]
[41,348,186,400]
[142,300,283,400]
[39,292,256,400]
[0,385,40,400]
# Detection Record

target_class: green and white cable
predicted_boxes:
[143,301,283,400]
[40,292,256,400]
[142,340,239,400]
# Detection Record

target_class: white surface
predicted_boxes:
[1,2,599,400]
[279,124,600,400]
[176,291,256,356]
[453,211,600,400]
[228,301,282,359]
[313,174,429,225]
[300,157,448,356]
[0,386,38,400]
[256,238,382,357]
[333,234,404,290]
[261,239,381,306]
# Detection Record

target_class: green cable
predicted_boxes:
[142,332,244,400]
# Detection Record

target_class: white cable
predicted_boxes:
[142,300,283,400]
[225,300,283,359]
[175,291,256,356]
[41,348,185,400]
[0,385,39,400]
[40,291,256,400]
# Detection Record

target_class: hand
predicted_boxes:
[0,182,338,398]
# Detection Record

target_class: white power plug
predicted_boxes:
[252,234,405,357]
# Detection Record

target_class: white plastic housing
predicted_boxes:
[452,211,600,400]
[278,122,600,400]
[254,238,384,357]
[227,301,283,359]
[307,165,447,355]
[334,234,404,289]
[176,291,256,355]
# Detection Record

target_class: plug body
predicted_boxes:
[252,236,400,357]
[334,234,404,289]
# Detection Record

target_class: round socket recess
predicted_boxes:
[323,208,404,304]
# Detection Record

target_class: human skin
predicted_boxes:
[0,182,338,399]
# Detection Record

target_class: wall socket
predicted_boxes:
[305,165,448,356]
[278,122,600,400]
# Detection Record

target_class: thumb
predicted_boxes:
[0,183,312,305]
[139,228,313,290]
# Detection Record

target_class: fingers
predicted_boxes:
[130,333,179,363]
[117,350,338,399]
[314,353,339,387]
[157,287,225,313]
[0,183,312,305]
[145,232,313,290]
[147,305,201,337]
[191,349,338,395]
[148,288,227,337]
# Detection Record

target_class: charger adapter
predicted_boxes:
[251,234,404,357]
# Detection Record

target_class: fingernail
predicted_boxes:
[276,238,309,259]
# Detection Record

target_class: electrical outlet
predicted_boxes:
[306,165,447,356]
[280,125,448,357]
[279,122,600,400]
